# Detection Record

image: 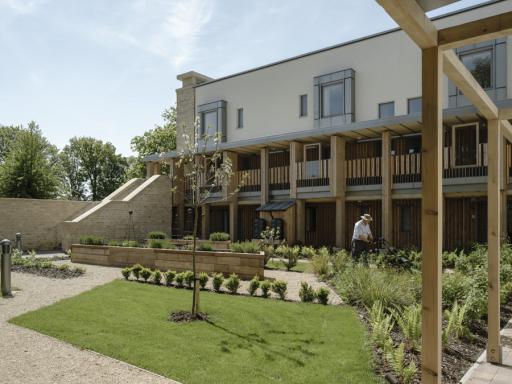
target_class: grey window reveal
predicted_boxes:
[202,110,217,137]
[300,94,307,117]
[197,100,227,142]
[237,108,243,128]
[378,102,394,118]
[460,49,492,90]
[407,97,422,114]
[321,82,344,117]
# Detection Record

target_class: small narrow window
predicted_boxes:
[407,97,422,114]
[379,102,395,118]
[400,205,412,232]
[237,108,243,128]
[300,94,308,117]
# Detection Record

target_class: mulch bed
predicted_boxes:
[358,301,512,383]
[169,311,209,323]
[11,265,85,279]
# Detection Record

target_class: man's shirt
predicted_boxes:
[352,219,372,241]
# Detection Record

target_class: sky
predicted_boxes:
[0,0,485,156]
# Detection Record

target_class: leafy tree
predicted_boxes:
[128,106,176,178]
[60,137,128,200]
[0,125,22,164]
[0,121,61,198]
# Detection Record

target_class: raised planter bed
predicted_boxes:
[71,244,264,279]
[169,239,231,250]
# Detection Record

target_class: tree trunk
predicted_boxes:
[191,204,200,316]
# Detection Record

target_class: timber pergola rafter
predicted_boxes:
[375,1,512,383]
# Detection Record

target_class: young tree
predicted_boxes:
[129,106,177,178]
[0,125,22,164]
[0,122,61,198]
[174,118,244,317]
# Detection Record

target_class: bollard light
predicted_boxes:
[1,239,12,297]
[15,232,22,252]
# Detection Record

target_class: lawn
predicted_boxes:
[265,259,310,273]
[11,280,382,384]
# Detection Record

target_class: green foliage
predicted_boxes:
[79,236,105,245]
[198,242,213,251]
[131,264,143,280]
[199,272,209,289]
[390,304,421,352]
[152,269,162,285]
[140,268,152,282]
[147,231,167,239]
[316,287,330,305]
[224,273,240,294]
[443,271,472,309]
[272,280,288,300]
[122,240,140,248]
[128,106,176,178]
[330,249,351,275]
[368,301,394,350]
[164,270,176,286]
[385,343,417,384]
[284,246,300,271]
[260,280,271,298]
[443,302,469,345]
[121,268,131,280]
[229,241,261,254]
[212,273,224,292]
[0,122,61,199]
[182,235,194,240]
[454,244,486,272]
[299,246,316,259]
[183,271,194,288]
[148,239,175,249]
[209,232,230,241]
[299,281,316,303]
[442,250,458,269]
[248,276,260,296]
[174,272,185,288]
[0,124,21,164]
[262,245,274,265]
[311,247,331,277]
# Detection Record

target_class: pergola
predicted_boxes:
[375,1,512,382]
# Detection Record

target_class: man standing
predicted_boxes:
[351,213,373,262]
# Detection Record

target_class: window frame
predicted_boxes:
[458,47,494,92]
[200,109,218,137]
[321,81,344,118]
[237,108,244,129]
[451,122,480,168]
[407,97,422,115]
[303,143,322,179]
[299,94,308,117]
[378,101,395,119]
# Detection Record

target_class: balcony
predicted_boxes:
[345,157,382,186]
[296,159,330,188]
[269,165,290,190]
[237,169,261,192]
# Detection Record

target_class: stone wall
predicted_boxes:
[60,175,173,250]
[71,244,265,279]
[0,198,97,250]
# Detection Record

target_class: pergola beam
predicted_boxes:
[443,50,498,120]
[376,0,438,48]
[499,106,512,121]
[438,11,512,50]
[502,120,512,144]
[416,0,458,12]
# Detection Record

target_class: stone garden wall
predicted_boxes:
[71,244,265,279]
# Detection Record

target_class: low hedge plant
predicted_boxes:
[248,276,260,296]
[79,235,105,246]
[272,280,288,300]
[209,232,230,241]
[147,231,167,239]
[165,270,176,286]
[225,273,240,294]
[199,272,209,289]
[212,273,224,292]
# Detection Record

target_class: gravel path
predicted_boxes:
[0,261,179,384]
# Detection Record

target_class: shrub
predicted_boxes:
[275,245,289,257]
[184,271,194,288]
[386,343,417,384]
[183,235,194,240]
[312,247,331,277]
[209,232,230,241]
[368,301,394,350]
[391,304,421,352]
[443,301,469,344]
[140,268,152,282]
[212,273,224,292]
[131,264,143,280]
[164,270,176,286]
[442,251,458,269]
[455,245,486,273]
[199,272,209,289]
[148,239,175,249]
[330,249,351,275]
[262,245,274,264]
[230,241,261,254]
[152,269,162,285]
[248,276,260,296]
[299,281,315,302]
[225,273,240,294]
[147,231,166,239]
[284,246,300,271]
[260,280,271,298]
[443,271,471,309]
[121,267,131,280]
[300,246,316,259]
[198,242,213,251]
[272,280,288,300]
[122,240,140,248]
[175,272,185,288]
[316,287,330,305]
[79,235,104,245]
[108,240,123,246]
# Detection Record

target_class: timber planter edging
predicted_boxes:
[70,244,264,279]
[168,239,231,250]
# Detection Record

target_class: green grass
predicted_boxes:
[11,280,381,384]
[265,259,310,273]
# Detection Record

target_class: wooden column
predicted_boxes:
[170,159,185,238]
[421,47,443,384]
[296,199,305,244]
[330,135,346,248]
[487,119,502,363]
[290,141,303,198]
[260,147,269,205]
[501,137,508,243]
[229,201,238,242]
[201,205,210,240]
[153,162,162,175]
[382,131,392,242]
[146,162,155,178]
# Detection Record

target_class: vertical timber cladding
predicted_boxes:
[392,199,421,250]
[183,207,203,237]
[345,200,382,247]
[444,197,487,251]
[238,205,259,241]
[304,202,336,248]
[209,205,229,234]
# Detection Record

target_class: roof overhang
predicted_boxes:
[256,200,295,212]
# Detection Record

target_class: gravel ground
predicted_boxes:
[0,260,179,384]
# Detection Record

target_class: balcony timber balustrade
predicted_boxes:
[297,159,330,187]
[237,168,261,192]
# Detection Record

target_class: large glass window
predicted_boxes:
[201,111,217,138]
[321,82,344,117]
[460,49,492,89]
[454,123,478,166]
[378,102,395,118]
[407,97,422,114]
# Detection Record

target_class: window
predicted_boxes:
[300,94,308,117]
[407,97,422,114]
[201,110,217,137]
[321,82,344,117]
[453,123,478,166]
[400,205,412,232]
[378,102,395,118]
[460,49,492,89]
[237,108,243,128]
[306,207,316,232]
[304,144,321,178]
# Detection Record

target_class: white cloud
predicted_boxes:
[0,0,47,14]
